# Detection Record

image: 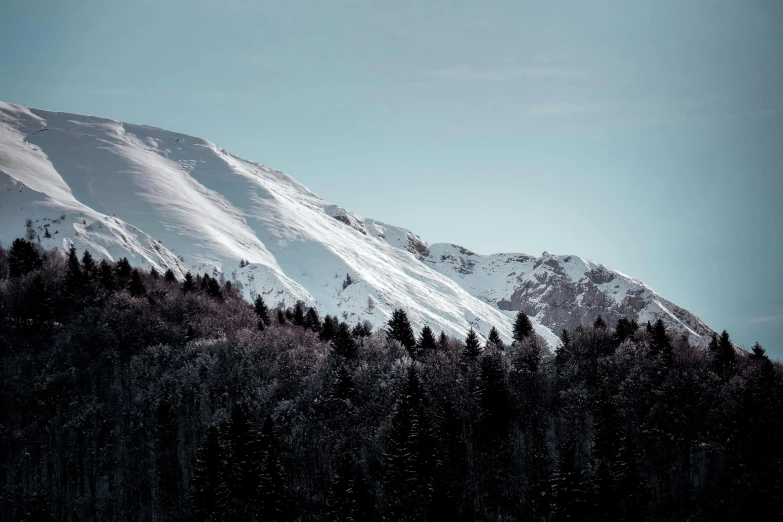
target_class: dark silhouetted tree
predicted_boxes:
[129,269,146,297]
[513,311,534,342]
[8,238,42,278]
[487,325,504,350]
[460,328,483,368]
[182,272,196,293]
[331,322,357,359]
[387,308,417,355]
[418,325,438,351]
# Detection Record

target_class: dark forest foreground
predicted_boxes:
[1,239,781,521]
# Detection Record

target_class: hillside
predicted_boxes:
[0,101,712,345]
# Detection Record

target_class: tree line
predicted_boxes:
[0,238,781,521]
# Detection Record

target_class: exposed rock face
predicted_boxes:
[425,246,714,344]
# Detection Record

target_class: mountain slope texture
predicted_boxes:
[0,101,713,345]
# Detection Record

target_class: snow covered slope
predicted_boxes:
[0,102,712,346]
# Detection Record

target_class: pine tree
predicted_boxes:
[438,331,449,350]
[255,414,292,522]
[205,276,222,299]
[150,266,159,279]
[192,426,230,521]
[8,238,42,278]
[253,295,271,326]
[614,317,638,345]
[81,249,96,279]
[418,325,438,351]
[486,325,504,350]
[320,315,338,341]
[384,367,433,520]
[115,257,132,281]
[352,321,371,338]
[129,268,146,297]
[292,300,306,326]
[331,322,357,359]
[326,453,373,522]
[594,315,607,329]
[304,307,322,333]
[551,447,589,522]
[715,330,736,378]
[277,308,287,324]
[556,329,572,373]
[182,272,196,293]
[98,259,115,290]
[227,405,261,517]
[477,352,510,442]
[648,319,672,363]
[326,362,356,412]
[164,268,177,283]
[386,308,417,355]
[460,328,483,368]
[529,425,553,519]
[513,311,534,342]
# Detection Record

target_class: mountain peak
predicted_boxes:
[0,101,713,346]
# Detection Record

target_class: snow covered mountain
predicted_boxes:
[0,102,713,346]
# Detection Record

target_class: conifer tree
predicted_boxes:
[614,317,638,345]
[253,295,271,326]
[164,268,177,283]
[182,272,196,293]
[7,238,42,278]
[460,328,483,368]
[716,330,736,378]
[277,308,287,324]
[352,321,371,338]
[292,300,306,326]
[63,244,83,303]
[384,367,433,520]
[551,447,589,522]
[255,414,292,522]
[326,453,373,522]
[320,315,337,341]
[192,426,230,521]
[129,268,146,297]
[326,362,356,412]
[205,276,222,299]
[438,330,449,350]
[227,405,261,517]
[648,319,672,363]
[594,315,607,329]
[556,329,572,373]
[115,257,132,281]
[98,259,115,290]
[304,307,322,333]
[149,266,159,279]
[513,311,534,342]
[478,352,510,442]
[331,322,357,359]
[418,325,438,351]
[386,308,417,355]
[486,325,504,350]
[81,250,96,279]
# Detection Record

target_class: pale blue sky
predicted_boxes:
[1,0,782,357]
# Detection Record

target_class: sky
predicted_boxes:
[1,0,782,358]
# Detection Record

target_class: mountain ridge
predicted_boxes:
[0,101,713,346]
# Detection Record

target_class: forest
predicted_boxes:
[1,238,781,521]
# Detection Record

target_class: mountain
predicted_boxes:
[0,101,713,346]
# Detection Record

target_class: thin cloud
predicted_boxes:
[89,88,132,97]
[428,65,584,83]
[524,103,602,117]
[748,314,783,324]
